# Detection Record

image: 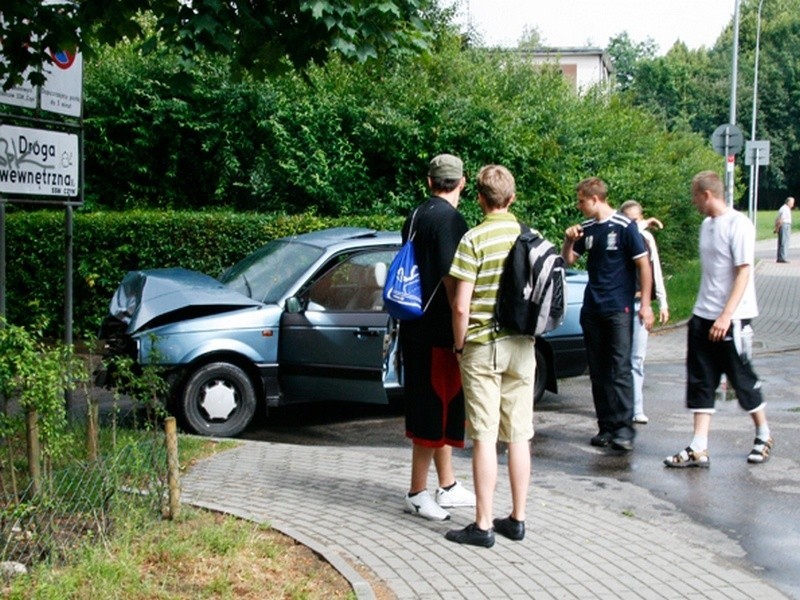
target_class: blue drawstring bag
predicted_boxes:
[383,232,425,320]
[384,207,441,320]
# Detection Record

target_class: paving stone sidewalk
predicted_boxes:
[182,441,786,599]
[180,232,799,599]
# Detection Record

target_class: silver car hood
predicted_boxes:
[110,268,263,333]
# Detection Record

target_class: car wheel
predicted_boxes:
[533,346,547,405]
[180,362,257,437]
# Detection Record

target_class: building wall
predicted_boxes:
[522,49,613,93]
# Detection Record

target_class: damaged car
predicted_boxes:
[97,227,587,438]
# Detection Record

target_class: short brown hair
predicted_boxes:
[691,171,723,198]
[476,165,515,209]
[576,177,608,201]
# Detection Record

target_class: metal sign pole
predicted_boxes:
[0,200,5,322]
[753,149,762,217]
[64,204,75,420]
[727,0,741,208]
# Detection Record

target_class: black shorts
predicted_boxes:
[686,315,764,412]
[401,338,465,448]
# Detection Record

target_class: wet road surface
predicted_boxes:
[241,347,800,598]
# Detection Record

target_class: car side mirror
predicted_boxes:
[284,296,303,313]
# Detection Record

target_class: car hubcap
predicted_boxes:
[200,379,238,420]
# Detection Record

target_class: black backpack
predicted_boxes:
[494,226,567,336]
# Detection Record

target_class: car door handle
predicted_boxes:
[354,328,381,338]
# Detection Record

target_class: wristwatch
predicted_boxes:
[452,345,463,354]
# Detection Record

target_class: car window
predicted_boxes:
[307,250,395,312]
[221,240,325,303]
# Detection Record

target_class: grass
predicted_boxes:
[4,506,355,600]
[661,260,700,325]
[1,434,357,600]
[755,209,778,241]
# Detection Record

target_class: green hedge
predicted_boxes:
[3,210,403,339]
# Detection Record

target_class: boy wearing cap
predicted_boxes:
[401,154,475,521]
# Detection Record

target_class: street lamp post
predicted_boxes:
[748,0,766,221]
[727,0,742,208]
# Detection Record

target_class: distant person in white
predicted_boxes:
[620,200,669,425]
[774,196,794,263]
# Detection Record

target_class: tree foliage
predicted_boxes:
[612,0,800,205]
[0,0,434,90]
[606,31,658,91]
[80,34,717,235]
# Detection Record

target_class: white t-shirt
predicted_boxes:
[778,203,792,225]
[693,208,758,320]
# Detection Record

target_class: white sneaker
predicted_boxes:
[633,414,649,424]
[404,491,451,521]
[435,481,476,508]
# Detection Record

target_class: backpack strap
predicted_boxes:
[406,205,441,312]
[407,207,421,242]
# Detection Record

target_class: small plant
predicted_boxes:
[0,318,85,495]
[102,336,169,439]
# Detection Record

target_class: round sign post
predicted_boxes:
[711,124,744,207]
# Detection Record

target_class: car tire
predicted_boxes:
[180,362,257,437]
[533,346,547,405]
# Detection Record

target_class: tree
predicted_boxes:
[516,25,543,50]
[0,0,435,90]
[612,0,800,206]
[606,31,657,91]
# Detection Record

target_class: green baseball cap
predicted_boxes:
[428,154,463,179]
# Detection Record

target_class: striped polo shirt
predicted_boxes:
[449,212,521,344]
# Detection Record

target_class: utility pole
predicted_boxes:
[727,0,742,208]
[748,0,766,222]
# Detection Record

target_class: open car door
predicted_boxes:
[279,249,397,405]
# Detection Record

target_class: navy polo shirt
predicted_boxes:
[572,212,647,314]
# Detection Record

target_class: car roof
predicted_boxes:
[282,227,400,250]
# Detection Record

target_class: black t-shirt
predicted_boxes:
[400,197,468,346]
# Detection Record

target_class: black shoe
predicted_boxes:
[590,431,613,447]
[611,437,634,452]
[445,523,495,548]
[493,516,525,541]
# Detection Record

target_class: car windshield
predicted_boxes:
[220,240,325,303]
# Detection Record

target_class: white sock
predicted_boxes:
[689,436,708,453]
[756,424,771,440]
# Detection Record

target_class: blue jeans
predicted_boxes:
[631,300,649,418]
[777,223,791,262]
[580,309,635,441]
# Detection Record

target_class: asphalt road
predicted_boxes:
[241,346,800,599]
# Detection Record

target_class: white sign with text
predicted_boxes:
[0,125,79,197]
[40,47,83,117]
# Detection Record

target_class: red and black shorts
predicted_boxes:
[401,338,465,448]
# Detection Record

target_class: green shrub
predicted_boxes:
[4,210,403,338]
[82,35,719,240]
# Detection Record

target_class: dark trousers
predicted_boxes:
[580,309,635,441]
[686,315,764,412]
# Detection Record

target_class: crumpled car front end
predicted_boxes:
[96,267,265,385]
